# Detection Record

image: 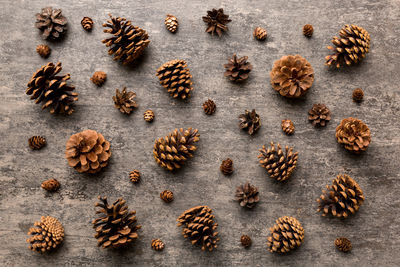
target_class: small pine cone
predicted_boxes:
[90,71,107,86]
[151,239,165,251]
[129,170,140,183]
[160,190,174,203]
[335,237,352,252]
[28,136,46,150]
[235,182,259,209]
[36,44,51,58]
[239,109,261,135]
[308,104,331,127]
[336,117,371,153]
[143,110,155,122]
[165,14,178,33]
[352,88,364,102]
[303,24,314,37]
[253,27,267,40]
[81,17,94,31]
[220,158,233,175]
[267,216,304,253]
[35,7,67,40]
[27,216,64,253]
[281,119,295,135]
[240,235,252,248]
[202,8,231,37]
[41,179,60,192]
[203,99,216,115]
[113,87,138,114]
[224,54,253,82]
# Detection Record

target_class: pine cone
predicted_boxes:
[102,14,150,65]
[258,142,298,182]
[41,179,60,192]
[93,196,141,249]
[113,87,138,114]
[308,104,331,127]
[35,7,67,40]
[160,190,174,203]
[220,158,233,175]
[270,55,314,98]
[129,170,140,183]
[65,129,111,174]
[143,109,155,122]
[281,119,295,135]
[203,99,216,115]
[253,27,267,40]
[36,44,51,58]
[81,17,93,31]
[336,117,371,153]
[151,239,165,251]
[28,136,46,150]
[326,24,370,68]
[26,62,78,115]
[165,14,178,33]
[335,237,352,252]
[177,205,219,251]
[241,235,252,248]
[153,128,200,171]
[90,71,107,86]
[156,59,194,100]
[352,88,364,102]
[317,174,365,218]
[303,24,314,37]
[235,182,259,208]
[238,109,261,135]
[27,216,64,253]
[202,8,231,37]
[267,216,304,253]
[224,54,253,82]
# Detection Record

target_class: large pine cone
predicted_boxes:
[65,130,111,174]
[317,174,365,219]
[102,14,150,65]
[270,55,314,98]
[267,216,304,253]
[177,206,219,251]
[235,182,259,208]
[27,216,64,253]
[336,117,371,153]
[35,7,67,40]
[308,104,331,127]
[238,109,261,135]
[224,54,253,82]
[326,24,370,68]
[26,62,78,115]
[156,59,194,100]
[153,128,199,171]
[202,8,231,37]
[258,142,298,182]
[93,196,141,249]
[112,87,138,114]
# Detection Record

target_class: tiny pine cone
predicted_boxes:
[130,170,140,183]
[335,237,352,252]
[303,24,314,37]
[143,110,155,122]
[352,88,364,102]
[36,44,51,58]
[151,239,165,251]
[90,71,107,86]
[281,119,295,135]
[241,235,252,247]
[81,17,94,31]
[28,136,46,150]
[160,190,174,203]
[41,179,60,192]
[220,158,233,175]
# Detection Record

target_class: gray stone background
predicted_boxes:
[0,0,399,266]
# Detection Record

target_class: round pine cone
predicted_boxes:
[90,71,107,86]
[308,104,331,127]
[239,109,261,135]
[129,170,140,183]
[203,99,216,115]
[27,216,64,253]
[352,88,364,102]
[113,87,138,114]
[41,179,60,192]
[28,136,46,150]
[335,237,352,252]
[65,129,111,174]
[253,27,267,40]
[35,7,67,40]
[224,54,253,82]
[160,190,174,203]
[151,239,165,251]
[36,44,51,58]
[270,55,314,98]
[281,119,295,135]
[240,235,252,248]
[143,110,155,122]
[81,17,93,31]
[303,24,314,37]
[165,14,178,33]
[220,158,233,175]
[336,117,371,153]
[267,216,304,253]
[202,8,231,37]
[235,182,259,209]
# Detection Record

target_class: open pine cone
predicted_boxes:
[336,117,371,153]
[235,182,259,208]
[238,109,261,135]
[113,87,138,114]
[177,206,219,251]
[224,54,253,82]
[26,62,78,115]
[270,55,314,98]
[65,129,111,174]
[202,8,231,37]
[308,104,331,127]
[27,216,64,253]
[317,174,365,219]
[267,216,304,253]
[35,7,67,40]
[102,14,150,65]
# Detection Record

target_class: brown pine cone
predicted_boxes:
[203,99,216,115]
[253,27,267,40]
[202,8,231,37]
[165,14,178,33]
[90,71,107,86]
[281,119,295,135]
[224,54,253,82]
[28,136,46,150]
[336,117,371,152]
[220,158,233,175]
[160,190,174,203]
[81,17,93,31]
[41,179,60,192]
[335,237,352,252]
[303,24,314,37]
[267,216,304,253]
[238,109,261,135]
[352,88,364,102]
[36,44,51,58]
[113,87,138,114]
[151,239,165,251]
[235,182,259,209]
[27,216,64,253]
[240,235,252,248]
[143,110,155,122]
[308,104,331,127]
[35,7,67,40]
[129,170,140,183]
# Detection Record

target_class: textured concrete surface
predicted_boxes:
[1,0,399,266]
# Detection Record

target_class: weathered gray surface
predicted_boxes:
[0,0,399,266]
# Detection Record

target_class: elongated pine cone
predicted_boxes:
[81,17,93,31]
[235,182,259,209]
[335,237,352,252]
[28,136,46,150]
[35,7,67,40]
[156,59,194,100]
[93,196,141,249]
[102,14,150,65]
[113,87,138,114]
[26,62,78,115]
[352,88,364,102]
[27,216,64,253]
[308,104,331,127]
[220,158,233,175]
[41,179,60,192]
[202,8,231,37]
[36,44,51,58]
[317,174,364,218]
[336,117,371,153]
[270,55,314,98]
[165,14,178,33]
[303,24,313,37]
[239,109,261,135]
[177,206,219,251]
[254,27,267,40]
[129,170,140,183]
[281,119,295,135]
[326,24,370,68]
[65,129,111,174]
[151,239,165,251]
[267,216,304,253]
[224,54,253,82]
[160,190,174,203]
[258,142,298,182]
[144,109,155,122]
[241,235,252,247]
[91,71,107,86]
[153,128,200,171]
[203,99,216,115]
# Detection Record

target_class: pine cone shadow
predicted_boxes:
[123,52,150,71]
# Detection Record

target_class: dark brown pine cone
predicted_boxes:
[81,17,94,31]
[352,88,364,102]
[240,235,252,248]
[220,158,233,175]
[160,190,174,203]
[28,136,46,150]
[36,44,51,58]
[151,239,165,251]
[238,109,261,135]
[253,27,267,40]
[336,117,371,152]
[308,104,331,127]
[235,182,259,209]
[165,14,178,33]
[267,216,304,253]
[90,71,107,86]
[281,119,295,135]
[143,110,155,122]
[203,99,216,115]
[224,54,253,82]
[335,237,352,252]
[129,170,140,183]
[113,87,138,114]
[41,179,60,192]
[35,7,67,40]
[303,24,314,37]
[202,8,231,37]
[27,216,64,253]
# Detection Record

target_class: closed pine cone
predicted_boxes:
[281,119,295,135]
[308,104,331,127]
[41,179,60,192]
[143,110,155,122]
[81,17,93,31]
[27,216,64,253]
[202,8,231,37]
[28,136,46,150]
[267,216,304,253]
[160,190,174,203]
[238,109,261,135]
[113,87,138,114]
[336,117,371,153]
[326,24,370,68]
[156,59,194,100]
[258,142,298,182]
[303,24,314,37]
[203,99,216,115]
[151,239,165,251]
[165,14,178,33]
[36,44,51,58]
[352,88,364,102]
[90,71,107,86]
[177,205,219,251]
[235,182,259,209]
[220,158,233,175]
[153,128,200,171]
[26,62,78,115]
[317,174,365,219]
[129,170,140,183]
[93,196,141,249]
[270,55,314,98]
[224,54,253,82]
[35,7,67,40]
[65,129,111,174]
[335,237,352,252]
[102,14,150,65]
[241,235,252,247]
[253,27,267,40]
